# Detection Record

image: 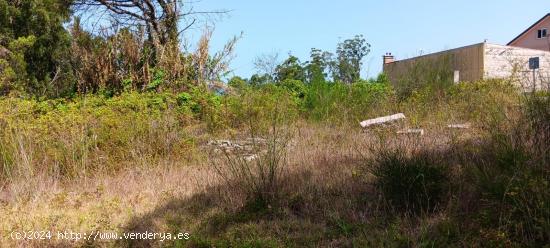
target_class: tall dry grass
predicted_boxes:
[0,77,548,247]
[70,20,239,95]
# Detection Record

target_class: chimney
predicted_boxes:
[383,52,395,64]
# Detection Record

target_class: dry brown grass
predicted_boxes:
[1,93,547,247]
[0,159,217,247]
[0,121,371,247]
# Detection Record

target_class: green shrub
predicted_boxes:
[370,149,449,214]
[400,79,519,126]
[279,79,307,100]
[303,76,393,123]
[523,91,550,164]
[0,92,195,180]
[213,121,291,214]
[228,76,247,93]
[225,84,298,134]
[463,94,550,246]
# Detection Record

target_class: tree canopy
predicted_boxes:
[0,0,73,97]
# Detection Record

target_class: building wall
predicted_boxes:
[383,43,485,86]
[484,43,550,90]
[508,15,550,52]
[384,43,550,91]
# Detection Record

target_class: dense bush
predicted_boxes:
[461,92,550,246]
[0,92,196,180]
[361,85,548,246]
[303,74,393,123]
[225,84,298,133]
[370,148,450,214]
[400,79,519,126]
[466,138,549,246]
[0,0,74,97]
[0,84,300,180]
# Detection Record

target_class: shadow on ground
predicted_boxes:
[113,153,385,248]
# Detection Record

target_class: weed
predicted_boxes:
[370,148,450,214]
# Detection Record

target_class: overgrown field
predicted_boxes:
[0,79,548,247]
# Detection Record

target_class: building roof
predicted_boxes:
[508,13,550,45]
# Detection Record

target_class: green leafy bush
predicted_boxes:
[225,84,298,134]
[0,92,194,180]
[304,75,393,123]
[279,79,307,100]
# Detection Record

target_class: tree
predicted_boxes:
[253,52,280,82]
[74,0,227,61]
[228,76,247,90]
[248,73,271,87]
[275,55,306,83]
[280,79,306,99]
[0,0,74,97]
[305,48,334,84]
[334,35,370,84]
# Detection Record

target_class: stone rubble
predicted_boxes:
[447,123,471,129]
[207,138,269,161]
[397,128,424,136]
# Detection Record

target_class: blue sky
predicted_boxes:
[185,1,549,79]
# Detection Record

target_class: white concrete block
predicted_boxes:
[360,113,406,128]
